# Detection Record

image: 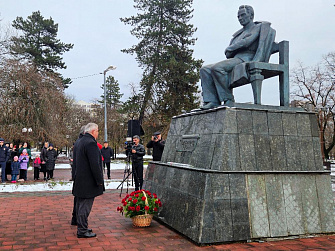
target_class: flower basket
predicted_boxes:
[132,214,153,227]
[117,189,162,227]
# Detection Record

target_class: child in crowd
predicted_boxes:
[33,154,41,180]
[11,156,20,183]
[19,149,29,181]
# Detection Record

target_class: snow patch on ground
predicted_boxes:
[0,180,134,193]
[0,161,143,193]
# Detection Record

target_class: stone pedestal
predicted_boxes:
[144,104,335,244]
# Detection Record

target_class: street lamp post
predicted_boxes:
[103,65,116,142]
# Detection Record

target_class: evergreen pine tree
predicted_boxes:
[121,0,203,124]
[100,76,123,109]
[10,11,73,87]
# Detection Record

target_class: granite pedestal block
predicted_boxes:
[144,104,335,244]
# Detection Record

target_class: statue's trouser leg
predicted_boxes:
[211,58,243,103]
[200,65,220,105]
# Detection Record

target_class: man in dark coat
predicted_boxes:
[0,138,9,183]
[5,143,12,181]
[45,144,57,180]
[70,126,85,226]
[72,123,104,238]
[100,141,114,179]
[146,131,165,161]
[131,135,146,191]
[40,142,49,180]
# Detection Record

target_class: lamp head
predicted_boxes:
[104,65,116,74]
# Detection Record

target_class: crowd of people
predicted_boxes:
[0,128,165,187]
[0,139,58,183]
[1,125,166,238]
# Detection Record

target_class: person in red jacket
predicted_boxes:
[33,154,41,180]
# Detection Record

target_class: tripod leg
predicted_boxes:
[126,169,130,195]
[117,161,132,197]
[119,166,129,197]
[119,169,126,197]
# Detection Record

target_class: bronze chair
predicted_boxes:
[230,41,289,106]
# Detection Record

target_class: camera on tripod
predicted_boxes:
[124,137,133,149]
[117,120,145,197]
[124,137,133,160]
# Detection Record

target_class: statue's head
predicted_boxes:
[237,5,254,26]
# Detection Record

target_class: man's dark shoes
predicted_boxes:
[77,232,96,238]
[71,219,77,226]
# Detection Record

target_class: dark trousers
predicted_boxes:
[11,174,17,181]
[40,164,47,179]
[0,162,6,182]
[103,162,111,179]
[132,160,143,191]
[34,167,40,180]
[5,162,11,180]
[76,197,94,235]
[72,196,77,224]
[19,169,27,181]
[47,170,54,179]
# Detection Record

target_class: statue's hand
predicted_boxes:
[225,49,233,58]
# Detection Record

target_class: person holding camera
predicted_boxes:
[146,131,165,161]
[131,135,145,191]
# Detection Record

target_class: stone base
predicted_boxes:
[144,105,335,244]
[145,164,335,244]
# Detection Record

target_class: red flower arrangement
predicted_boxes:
[117,189,162,218]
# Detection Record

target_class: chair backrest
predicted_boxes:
[270,40,289,66]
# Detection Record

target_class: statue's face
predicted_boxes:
[237,8,252,27]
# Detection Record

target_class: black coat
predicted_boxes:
[71,133,84,180]
[131,144,145,162]
[72,133,104,199]
[0,144,9,162]
[45,149,57,171]
[101,146,114,163]
[146,139,165,161]
[40,147,48,162]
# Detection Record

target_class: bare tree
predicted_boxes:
[0,20,15,58]
[0,58,69,145]
[0,18,80,148]
[291,52,335,159]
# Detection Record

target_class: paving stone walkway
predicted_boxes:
[1,189,335,250]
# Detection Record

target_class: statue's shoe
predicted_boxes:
[200,102,220,110]
[223,100,235,107]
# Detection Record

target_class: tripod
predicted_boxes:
[117,153,133,197]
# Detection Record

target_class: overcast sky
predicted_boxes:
[1,0,335,106]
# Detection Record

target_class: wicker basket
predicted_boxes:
[132,214,153,227]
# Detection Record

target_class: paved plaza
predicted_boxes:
[0,166,335,250]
